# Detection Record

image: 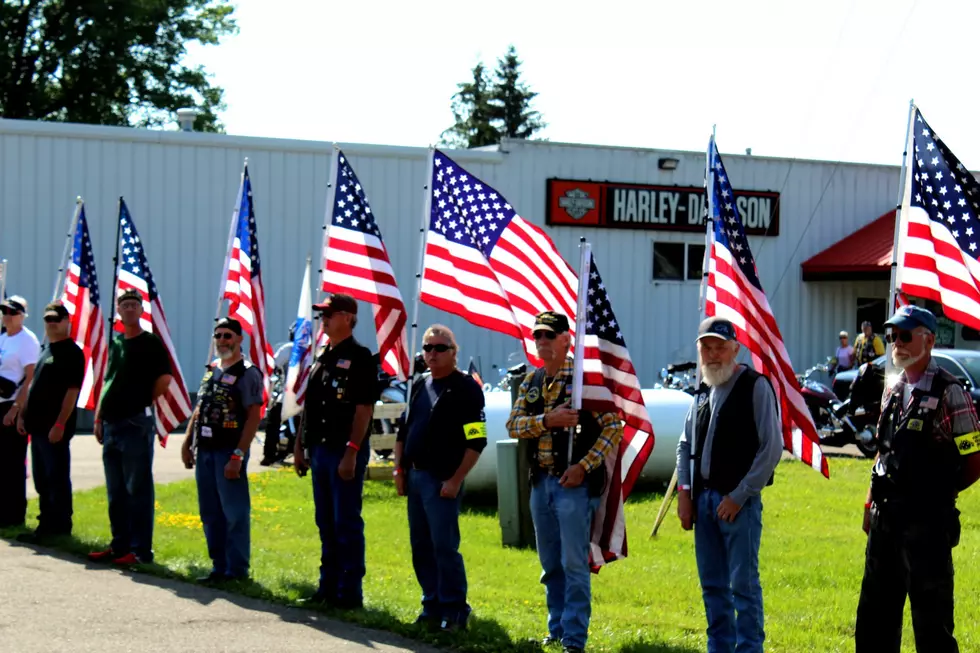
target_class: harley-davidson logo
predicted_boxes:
[558,188,595,220]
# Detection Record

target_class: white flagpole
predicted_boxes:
[0,259,6,300]
[404,147,435,421]
[207,158,247,367]
[52,197,84,302]
[886,100,916,376]
[569,237,591,465]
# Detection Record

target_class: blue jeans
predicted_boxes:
[529,473,599,650]
[30,429,73,534]
[310,443,369,602]
[694,489,765,653]
[102,413,155,560]
[407,469,468,624]
[196,448,251,578]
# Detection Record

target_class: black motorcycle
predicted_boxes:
[656,361,698,395]
[259,365,300,467]
[797,360,877,458]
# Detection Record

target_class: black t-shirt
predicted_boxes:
[25,339,85,436]
[302,336,379,449]
[99,331,172,421]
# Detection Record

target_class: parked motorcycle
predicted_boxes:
[655,361,698,395]
[797,358,877,458]
[260,362,300,467]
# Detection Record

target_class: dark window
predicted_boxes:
[653,243,685,281]
[962,326,980,342]
[687,244,706,281]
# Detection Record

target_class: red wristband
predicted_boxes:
[230,454,243,461]
[53,423,64,431]
[346,441,360,452]
[864,501,872,509]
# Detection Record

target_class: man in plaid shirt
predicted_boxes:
[856,305,980,653]
[506,311,622,653]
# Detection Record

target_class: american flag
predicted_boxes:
[223,165,276,412]
[114,200,192,446]
[322,150,410,380]
[421,150,577,365]
[575,246,655,569]
[897,108,980,330]
[705,139,829,478]
[61,204,107,410]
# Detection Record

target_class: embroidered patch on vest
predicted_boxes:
[526,387,541,404]
[908,418,924,431]
[955,431,980,455]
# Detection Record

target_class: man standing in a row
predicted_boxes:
[295,293,377,609]
[16,302,85,543]
[182,317,263,582]
[0,296,39,529]
[89,289,173,565]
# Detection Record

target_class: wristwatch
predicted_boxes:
[232,448,245,459]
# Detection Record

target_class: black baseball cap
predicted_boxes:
[116,288,143,305]
[43,302,70,320]
[533,311,570,334]
[313,293,358,315]
[214,317,243,336]
[697,316,737,342]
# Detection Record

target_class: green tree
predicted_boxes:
[0,0,237,132]
[489,45,545,140]
[440,61,498,149]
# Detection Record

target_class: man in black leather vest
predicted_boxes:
[182,318,264,582]
[855,305,980,653]
[675,316,782,653]
[507,311,623,653]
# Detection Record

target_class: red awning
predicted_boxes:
[801,210,895,281]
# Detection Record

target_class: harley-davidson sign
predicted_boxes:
[546,179,780,236]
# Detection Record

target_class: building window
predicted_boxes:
[653,243,685,281]
[687,244,706,281]
[962,326,980,342]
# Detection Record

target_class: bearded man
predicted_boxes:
[675,316,783,653]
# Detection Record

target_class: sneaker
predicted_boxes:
[562,647,585,653]
[112,553,142,566]
[540,636,561,647]
[87,548,117,562]
[196,571,227,584]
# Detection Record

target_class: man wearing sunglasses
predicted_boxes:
[15,302,84,543]
[296,293,378,610]
[506,311,623,653]
[88,288,173,566]
[0,296,40,529]
[856,305,980,653]
[181,317,263,582]
[394,325,486,633]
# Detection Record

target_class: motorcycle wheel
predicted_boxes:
[855,435,878,459]
[261,402,284,466]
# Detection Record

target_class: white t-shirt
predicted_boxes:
[0,327,41,404]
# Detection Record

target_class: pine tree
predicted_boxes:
[489,45,546,140]
[439,62,498,149]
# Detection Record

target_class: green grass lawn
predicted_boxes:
[6,457,980,652]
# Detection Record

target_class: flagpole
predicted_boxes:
[886,100,916,375]
[110,197,124,332]
[404,147,435,421]
[652,127,716,537]
[207,158,247,367]
[52,198,84,302]
[569,237,591,466]
[320,146,341,292]
[0,259,6,299]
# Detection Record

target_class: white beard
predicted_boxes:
[217,349,234,361]
[701,360,737,387]
[891,349,925,370]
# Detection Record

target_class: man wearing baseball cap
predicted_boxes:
[296,293,379,609]
[856,304,980,652]
[506,311,623,653]
[675,316,782,653]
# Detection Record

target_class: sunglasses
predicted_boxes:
[885,331,916,344]
[422,343,453,353]
[44,316,66,323]
[533,330,558,341]
[213,332,235,341]
[0,308,21,316]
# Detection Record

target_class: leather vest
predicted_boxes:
[197,359,250,450]
[873,369,962,507]
[524,367,606,496]
[692,368,775,498]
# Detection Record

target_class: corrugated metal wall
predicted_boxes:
[0,119,904,387]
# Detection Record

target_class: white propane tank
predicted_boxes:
[464,388,694,496]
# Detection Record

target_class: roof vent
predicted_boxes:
[176,108,199,132]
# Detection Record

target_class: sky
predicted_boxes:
[185,0,980,167]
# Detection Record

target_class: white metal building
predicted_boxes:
[1,118,966,390]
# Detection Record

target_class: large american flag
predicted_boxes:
[577,246,655,569]
[421,150,577,365]
[705,139,829,478]
[322,150,410,380]
[223,166,275,411]
[114,200,192,446]
[61,204,107,410]
[897,108,980,330]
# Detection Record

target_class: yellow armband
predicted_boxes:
[464,422,487,440]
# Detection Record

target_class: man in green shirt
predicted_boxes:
[88,289,173,566]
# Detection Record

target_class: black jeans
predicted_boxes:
[855,504,960,653]
[30,427,73,534]
[0,402,28,527]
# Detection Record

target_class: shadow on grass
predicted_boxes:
[0,528,630,653]
[617,640,703,653]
